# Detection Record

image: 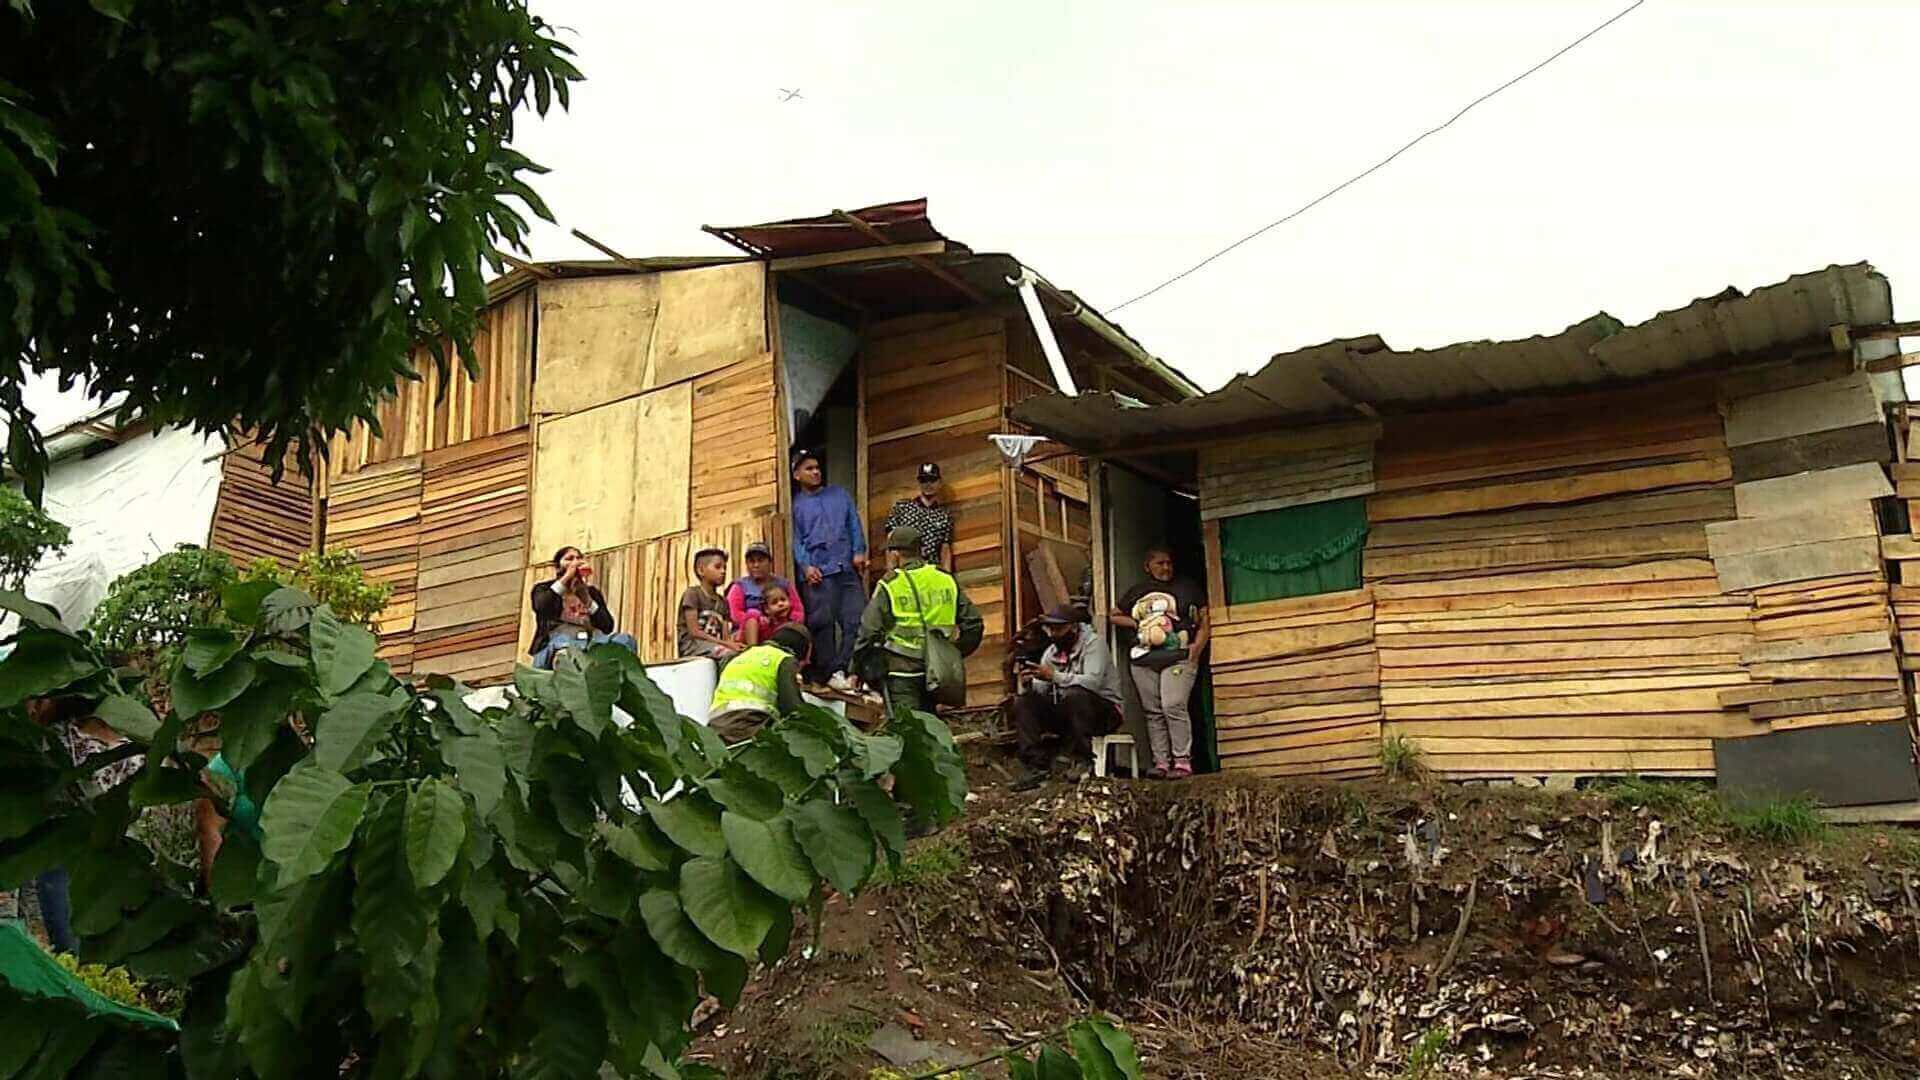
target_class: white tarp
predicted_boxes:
[19,427,224,630]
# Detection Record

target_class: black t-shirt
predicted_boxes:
[1118,576,1207,670]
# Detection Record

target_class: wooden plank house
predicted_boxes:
[206,199,1197,703]
[1014,264,1920,806]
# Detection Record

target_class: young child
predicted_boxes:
[739,581,800,645]
[725,540,806,646]
[678,548,741,660]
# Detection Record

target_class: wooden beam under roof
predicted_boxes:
[770,240,947,272]
[833,209,986,303]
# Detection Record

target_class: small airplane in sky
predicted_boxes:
[777,88,803,102]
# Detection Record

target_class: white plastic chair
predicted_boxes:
[1091,733,1141,778]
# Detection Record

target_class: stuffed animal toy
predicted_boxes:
[1129,592,1188,661]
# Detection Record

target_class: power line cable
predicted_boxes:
[1108,0,1648,313]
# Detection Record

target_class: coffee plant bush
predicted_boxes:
[0,580,975,1077]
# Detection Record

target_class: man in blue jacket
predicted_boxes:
[790,448,868,689]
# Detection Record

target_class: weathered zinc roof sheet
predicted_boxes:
[1010,263,1893,453]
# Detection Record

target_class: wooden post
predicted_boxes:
[768,269,794,569]
[1203,519,1227,615]
[1089,458,1109,625]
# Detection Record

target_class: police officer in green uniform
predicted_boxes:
[708,623,813,744]
[854,525,985,715]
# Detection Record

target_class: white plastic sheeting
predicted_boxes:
[20,427,224,630]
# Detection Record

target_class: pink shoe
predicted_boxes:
[1170,758,1193,779]
[1145,761,1170,780]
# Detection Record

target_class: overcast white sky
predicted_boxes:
[508,0,1916,392]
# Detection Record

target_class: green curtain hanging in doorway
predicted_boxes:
[1218,497,1367,605]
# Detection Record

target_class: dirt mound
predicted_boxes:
[700,759,1920,1079]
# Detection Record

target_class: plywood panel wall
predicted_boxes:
[529,382,692,559]
[533,264,768,417]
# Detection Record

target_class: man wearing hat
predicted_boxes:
[883,462,954,571]
[708,623,814,744]
[1007,604,1124,791]
[853,524,985,715]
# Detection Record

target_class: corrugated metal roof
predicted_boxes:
[1011,263,1895,454]
[476,198,1205,400]
[703,198,944,258]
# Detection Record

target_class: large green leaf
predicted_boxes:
[644,794,725,857]
[442,727,506,817]
[209,824,262,911]
[258,587,316,635]
[221,578,281,625]
[515,986,607,1080]
[404,778,466,888]
[720,811,813,903]
[0,628,102,707]
[0,589,70,634]
[170,654,257,718]
[311,689,407,774]
[849,731,904,779]
[309,605,376,697]
[612,924,699,1058]
[790,799,875,896]
[704,763,784,821]
[1068,1021,1129,1080]
[1084,1018,1143,1080]
[638,888,748,1007]
[463,864,520,946]
[216,668,299,770]
[351,795,435,1026]
[735,741,812,797]
[678,854,782,959]
[845,778,908,874]
[778,727,838,778]
[596,818,673,872]
[0,1006,45,1076]
[92,693,160,741]
[21,1020,99,1079]
[425,679,482,735]
[258,763,369,884]
[891,709,969,825]
[1035,1044,1082,1080]
[551,650,619,738]
[182,627,248,676]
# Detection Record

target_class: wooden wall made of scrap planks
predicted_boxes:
[324,456,423,676]
[1211,589,1382,778]
[326,290,534,481]
[208,439,313,568]
[863,313,1013,706]
[1363,377,1749,776]
[413,428,531,684]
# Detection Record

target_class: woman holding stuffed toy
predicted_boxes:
[1111,545,1209,778]
[528,545,637,669]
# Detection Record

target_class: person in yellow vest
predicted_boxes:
[854,525,985,715]
[708,623,813,744]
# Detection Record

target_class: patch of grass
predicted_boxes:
[1597,776,1831,846]
[1723,795,1827,845]
[805,1011,883,1064]
[1402,1025,1447,1079]
[876,835,970,890]
[1379,735,1426,781]
[1595,775,1718,820]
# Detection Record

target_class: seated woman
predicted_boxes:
[528,546,636,669]
[725,541,806,646]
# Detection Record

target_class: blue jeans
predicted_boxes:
[532,629,637,670]
[803,569,866,679]
[34,868,74,954]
